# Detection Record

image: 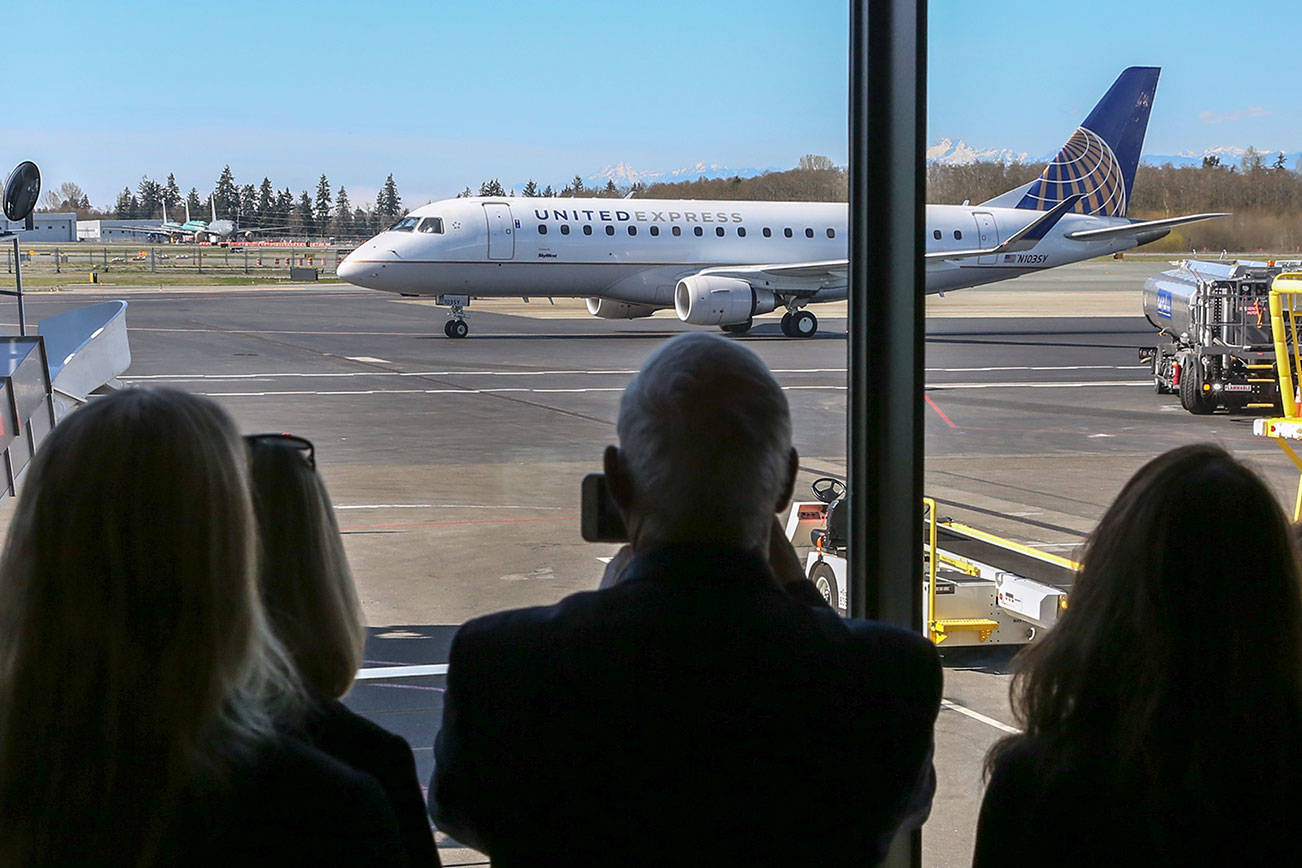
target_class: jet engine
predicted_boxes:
[585,298,659,319]
[674,275,776,325]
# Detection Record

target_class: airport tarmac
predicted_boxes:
[8,257,1297,866]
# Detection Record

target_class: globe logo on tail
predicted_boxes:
[1019,127,1127,218]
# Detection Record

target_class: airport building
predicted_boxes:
[77,219,167,242]
[0,212,76,242]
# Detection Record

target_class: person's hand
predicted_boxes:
[768,516,806,587]
[599,545,635,589]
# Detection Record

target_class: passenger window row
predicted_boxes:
[931,229,964,240]
[537,224,837,239]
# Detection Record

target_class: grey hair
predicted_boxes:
[0,388,302,864]
[617,333,793,550]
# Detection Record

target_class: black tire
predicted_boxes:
[792,310,818,338]
[1179,357,1215,415]
[450,320,469,339]
[443,319,456,338]
[808,561,842,615]
[780,313,794,336]
[721,318,752,334]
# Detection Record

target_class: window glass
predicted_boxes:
[763,227,772,237]
[716,227,725,237]
[628,226,637,236]
[606,225,615,236]
[387,216,419,232]
[694,226,704,237]
[650,226,660,237]
[538,224,548,235]
[805,228,814,238]
[826,228,835,238]
[932,229,942,240]
[784,227,793,238]
[417,217,444,234]
[583,225,593,235]
[953,229,962,240]
[738,227,747,238]
[560,225,570,235]
[672,226,682,237]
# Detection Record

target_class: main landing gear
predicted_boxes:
[780,309,818,338]
[444,318,468,339]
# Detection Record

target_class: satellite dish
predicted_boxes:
[3,161,41,222]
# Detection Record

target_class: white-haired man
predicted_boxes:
[430,333,941,866]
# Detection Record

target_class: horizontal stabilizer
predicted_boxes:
[1064,212,1228,241]
[925,195,1081,262]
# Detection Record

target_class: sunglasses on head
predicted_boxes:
[244,433,315,469]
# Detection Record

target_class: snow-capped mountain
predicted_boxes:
[585,161,780,186]
[926,138,1032,165]
[1141,146,1299,168]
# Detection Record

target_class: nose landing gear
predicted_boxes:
[440,295,470,338]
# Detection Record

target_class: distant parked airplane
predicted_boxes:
[339,67,1225,338]
[118,201,286,243]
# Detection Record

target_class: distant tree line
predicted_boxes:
[38,167,408,239]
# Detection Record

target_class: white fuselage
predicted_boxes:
[337,196,1140,307]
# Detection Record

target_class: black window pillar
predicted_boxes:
[847,0,927,858]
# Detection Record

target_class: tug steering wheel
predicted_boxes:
[810,477,846,504]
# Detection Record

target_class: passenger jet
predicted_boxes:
[338,67,1223,338]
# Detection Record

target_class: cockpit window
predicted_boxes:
[417,217,444,234]
[388,216,420,232]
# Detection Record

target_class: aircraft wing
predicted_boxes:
[111,225,191,237]
[1063,212,1229,241]
[695,260,847,295]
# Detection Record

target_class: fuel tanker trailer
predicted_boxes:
[1140,259,1292,415]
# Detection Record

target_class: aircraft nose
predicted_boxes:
[337,248,380,287]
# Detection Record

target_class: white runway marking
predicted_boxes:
[122,364,1140,382]
[199,380,1149,398]
[355,664,449,680]
[335,503,561,510]
[941,699,1021,734]
[346,355,391,364]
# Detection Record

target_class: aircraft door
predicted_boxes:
[972,212,999,265]
[484,203,515,260]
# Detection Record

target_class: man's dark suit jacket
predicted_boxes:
[430,544,942,867]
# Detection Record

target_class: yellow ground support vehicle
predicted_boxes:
[787,479,1077,647]
[1252,272,1302,519]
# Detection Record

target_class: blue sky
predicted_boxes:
[5,0,1297,209]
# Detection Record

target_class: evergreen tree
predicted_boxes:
[163,173,182,209]
[1273,151,1288,172]
[213,165,238,218]
[541,185,555,197]
[376,174,401,218]
[570,175,585,196]
[353,207,369,233]
[457,187,473,198]
[314,174,332,228]
[293,192,315,236]
[185,187,202,218]
[333,186,353,236]
[603,179,618,197]
[137,177,163,218]
[256,178,275,220]
[479,178,506,197]
[1202,155,1222,170]
[114,187,138,219]
[521,180,539,197]
[239,184,257,220]
[276,188,294,222]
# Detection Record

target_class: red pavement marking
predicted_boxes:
[925,394,958,429]
[340,515,577,532]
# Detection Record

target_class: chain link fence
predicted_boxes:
[0,242,357,282]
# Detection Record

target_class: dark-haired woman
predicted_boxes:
[0,389,402,866]
[248,433,438,866]
[974,444,1302,866]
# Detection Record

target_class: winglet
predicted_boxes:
[1014,67,1160,218]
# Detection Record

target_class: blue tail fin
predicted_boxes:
[1015,66,1159,217]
